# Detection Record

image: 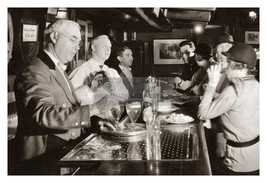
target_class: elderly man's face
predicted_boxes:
[225,60,244,79]
[92,36,112,61]
[54,23,81,64]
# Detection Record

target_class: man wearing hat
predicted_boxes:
[198,43,259,175]
[174,43,215,95]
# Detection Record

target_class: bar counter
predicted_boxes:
[58,102,211,175]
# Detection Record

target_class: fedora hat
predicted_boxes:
[216,33,234,45]
[222,43,257,67]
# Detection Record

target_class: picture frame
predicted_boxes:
[77,19,88,61]
[153,39,186,65]
[245,31,259,44]
[22,24,39,42]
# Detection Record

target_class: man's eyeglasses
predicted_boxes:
[57,31,81,45]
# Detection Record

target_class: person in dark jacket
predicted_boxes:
[179,41,200,80]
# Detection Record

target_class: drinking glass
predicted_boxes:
[126,100,142,131]
[110,102,125,131]
[127,142,142,160]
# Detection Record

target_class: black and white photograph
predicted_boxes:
[3,0,266,181]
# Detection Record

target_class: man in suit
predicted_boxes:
[114,45,144,99]
[179,41,199,81]
[14,20,113,174]
[116,45,134,93]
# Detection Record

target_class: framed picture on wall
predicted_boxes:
[77,19,88,62]
[245,31,259,44]
[153,39,186,65]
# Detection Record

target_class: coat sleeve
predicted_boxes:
[15,64,91,130]
[197,85,237,120]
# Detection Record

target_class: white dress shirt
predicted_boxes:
[69,58,129,105]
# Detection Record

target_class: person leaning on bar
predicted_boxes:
[14,20,114,175]
[178,41,200,81]
[174,43,216,96]
[198,43,259,175]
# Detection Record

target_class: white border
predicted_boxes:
[2,0,267,183]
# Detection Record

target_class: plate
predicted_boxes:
[161,113,194,124]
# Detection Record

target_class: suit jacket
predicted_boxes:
[14,51,91,161]
[117,68,134,95]
[180,55,200,80]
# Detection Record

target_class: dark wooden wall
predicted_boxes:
[8,8,46,76]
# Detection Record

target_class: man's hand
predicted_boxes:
[90,73,104,90]
[174,77,182,88]
[191,85,201,95]
[207,64,222,88]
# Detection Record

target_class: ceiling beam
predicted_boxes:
[167,8,216,12]
[134,8,171,31]
[167,10,211,22]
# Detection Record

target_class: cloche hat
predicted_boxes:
[222,43,257,67]
[216,33,234,45]
[194,43,213,58]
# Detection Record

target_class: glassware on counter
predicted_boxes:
[110,102,125,131]
[126,100,142,131]
[143,76,162,160]
[127,142,142,160]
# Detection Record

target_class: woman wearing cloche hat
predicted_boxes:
[174,43,216,95]
[198,43,259,175]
